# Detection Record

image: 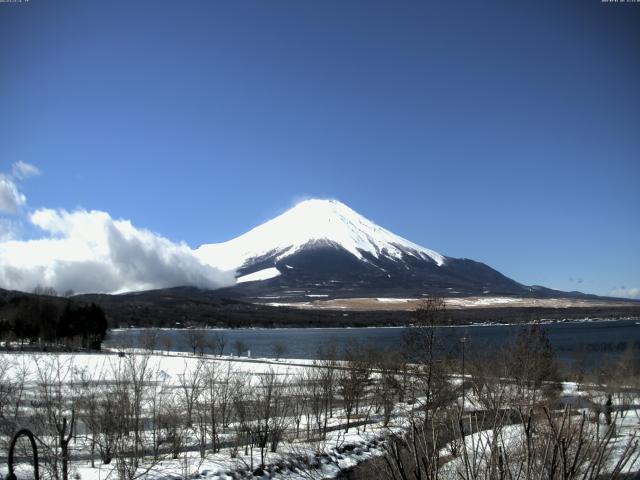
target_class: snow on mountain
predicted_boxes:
[236,267,281,284]
[196,199,445,273]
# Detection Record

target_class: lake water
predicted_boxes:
[104,319,640,369]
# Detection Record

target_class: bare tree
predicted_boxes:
[32,355,79,480]
[0,356,28,447]
[201,360,221,453]
[467,347,511,414]
[182,329,204,355]
[92,389,122,465]
[77,365,104,468]
[230,372,251,460]
[138,330,159,352]
[382,297,457,479]
[110,352,159,480]
[178,359,204,427]
[289,373,309,438]
[218,361,239,429]
[158,393,186,459]
[508,323,561,410]
[272,342,287,360]
[207,332,226,356]
[304,366,325,439]
[250,368,291,467]
[338,346,372,433]
[374,351,404,427]
[233,339,248,357]
[148,366,169,461]
[162,333,173,354]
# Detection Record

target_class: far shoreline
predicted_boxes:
[109,315,640,332]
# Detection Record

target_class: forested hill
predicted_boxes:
[0,288,108,349]
[76,287,640,328]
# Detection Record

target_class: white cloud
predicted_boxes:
[0,208,237,294]
[0,219,20,242]
[0,175,27,213]
[12,160,41,179]
[0,161,40,214]
[609,287,640,299]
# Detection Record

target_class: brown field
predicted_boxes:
[262,296,639,312]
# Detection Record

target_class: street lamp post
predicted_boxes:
[460,336,469,414]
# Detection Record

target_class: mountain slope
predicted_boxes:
[196,199,545,300]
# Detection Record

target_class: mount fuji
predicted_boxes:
[67,200,635,328]
[196,199,562,300]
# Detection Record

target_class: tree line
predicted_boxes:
[0,292,108,350]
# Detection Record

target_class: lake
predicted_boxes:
[104,319,640,369]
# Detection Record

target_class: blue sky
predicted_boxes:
[0,0,638,296]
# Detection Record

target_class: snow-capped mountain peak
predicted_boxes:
[196,199,445,272]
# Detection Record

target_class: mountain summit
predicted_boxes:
[196,199,568,300]
[196,199,444,272]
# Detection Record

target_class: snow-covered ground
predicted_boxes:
[0,351,298,380]
[1,350,638,480]
[0,351,396,480]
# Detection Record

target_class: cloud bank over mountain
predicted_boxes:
[0,161,235,294]
[0,208,236,294]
